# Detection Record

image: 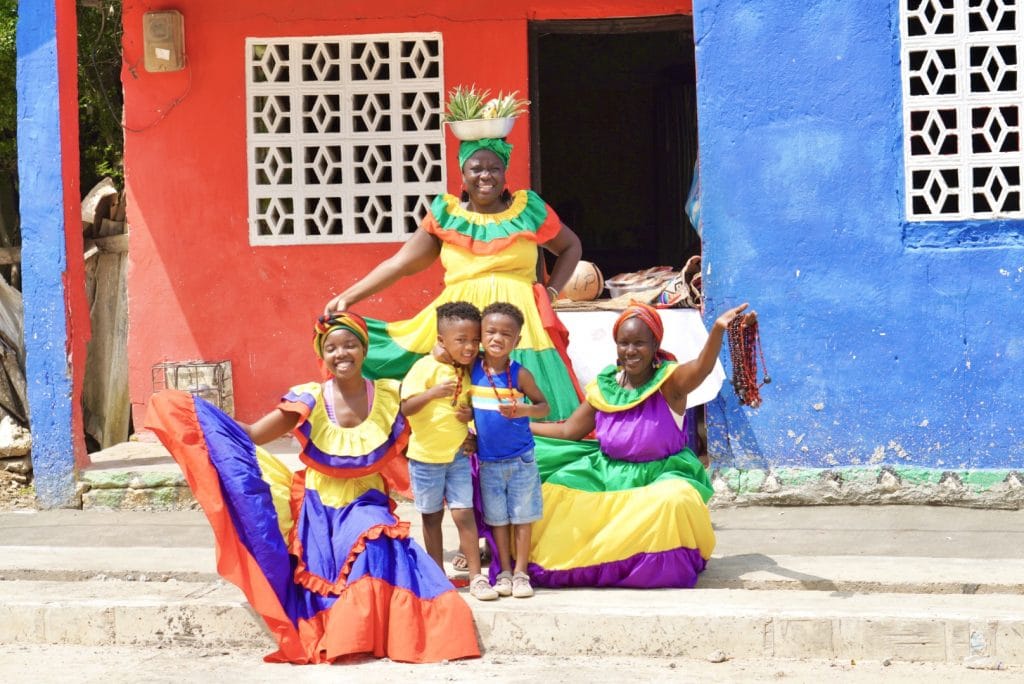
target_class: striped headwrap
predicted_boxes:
[613,301,678,362]
[313,311,370,357]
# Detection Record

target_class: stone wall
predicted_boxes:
[710,466,1024,509]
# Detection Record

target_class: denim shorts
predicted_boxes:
[408,451,474,514]
[478,450,543,526]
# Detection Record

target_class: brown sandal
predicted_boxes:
[451,551,469,571]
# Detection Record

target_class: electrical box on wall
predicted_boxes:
[143,10,185,72]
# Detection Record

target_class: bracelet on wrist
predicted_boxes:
[546,285,559,301]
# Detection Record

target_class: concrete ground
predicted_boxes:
[0,645,1016,683]
[5,433,1024,670]
[1,504,1023,672]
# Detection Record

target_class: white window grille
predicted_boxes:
[900,0,1024,221]
[246,33,445,245]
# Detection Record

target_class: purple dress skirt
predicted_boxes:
[528,389,716,588]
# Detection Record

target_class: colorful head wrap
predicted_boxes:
[313,311,370,357]
[612,301,677,362]
[458,138,513,169]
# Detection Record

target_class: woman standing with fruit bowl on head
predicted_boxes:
[324,87,585,421]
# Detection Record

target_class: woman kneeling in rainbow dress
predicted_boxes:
[529,301,750,588]
[146,312,479,664]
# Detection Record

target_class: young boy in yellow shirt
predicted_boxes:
[400,301,498,601]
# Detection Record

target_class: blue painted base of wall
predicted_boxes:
[710,465,1024,509]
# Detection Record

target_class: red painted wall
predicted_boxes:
[58,0,88,466]
[122,0,691,426]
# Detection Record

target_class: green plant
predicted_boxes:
[444,85,529,121]
[444,85,489,121]
[77,0,124,189]
[0,0,18,179]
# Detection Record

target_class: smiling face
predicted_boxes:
[320,328,366,381]
[481,312,522,364]
[437,317,481,367]
[615,318,657,380]
[461,149,506,209]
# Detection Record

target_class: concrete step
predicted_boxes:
[3,546,1023,596]
[4,507,1021,667]
[1,579,1022,665]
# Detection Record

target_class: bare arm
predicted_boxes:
[662,303,751,414]
[325,228,441,314]
[238,408,300,445]
[500,367,549,420]
[530,400,596,440]
[400,380,455,417]
[542,224,583,294]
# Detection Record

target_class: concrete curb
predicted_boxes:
[4,547,1023,596]
[0,580,269,649]
[2,580,1023,664]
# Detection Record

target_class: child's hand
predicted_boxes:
[429,380,458,399]
[455,404,473,423]
[432,342,454,365]
[497,401,521,419]
[460,432,477,454]
[713,303,752,331]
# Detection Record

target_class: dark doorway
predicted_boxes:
[529,17,699,281]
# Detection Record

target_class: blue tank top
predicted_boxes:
[470,358,534,461]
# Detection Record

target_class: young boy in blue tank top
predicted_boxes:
[470,302,549,598]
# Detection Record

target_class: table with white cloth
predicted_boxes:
[557,308,725,409]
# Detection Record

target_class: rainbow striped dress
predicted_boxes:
[362,189,582,420]
[146,380,479,664]
[529,362,716,588]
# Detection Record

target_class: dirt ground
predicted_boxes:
[0,469,34,511]
[0,645,1017,683]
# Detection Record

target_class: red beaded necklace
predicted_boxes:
[483,359,518,416]
[727,314,770,408]
[448,364,464,407]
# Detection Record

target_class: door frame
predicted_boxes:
[527,14,693,193]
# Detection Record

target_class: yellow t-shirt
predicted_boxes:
[400,355,470,464]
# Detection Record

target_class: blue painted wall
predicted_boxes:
[16,0,78,507]
[695,1,1024,470]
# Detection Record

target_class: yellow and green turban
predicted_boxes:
[313,312,370,357]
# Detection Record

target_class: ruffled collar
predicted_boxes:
[439,190,531,225]
[585,362,678,413]
[301,378,402,456]
[422,189,561,255]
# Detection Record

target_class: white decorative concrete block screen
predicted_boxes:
[245,33,445,245]
[900,0,1023,220]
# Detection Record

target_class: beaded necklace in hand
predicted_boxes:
[727,314,770,408]
[483,358,518,417]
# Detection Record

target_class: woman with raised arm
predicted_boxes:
[528,301,752,588]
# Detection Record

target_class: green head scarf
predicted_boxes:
[458,138,513,170]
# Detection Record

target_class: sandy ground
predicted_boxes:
[0,470,33,511]
[0,645,1017,683]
